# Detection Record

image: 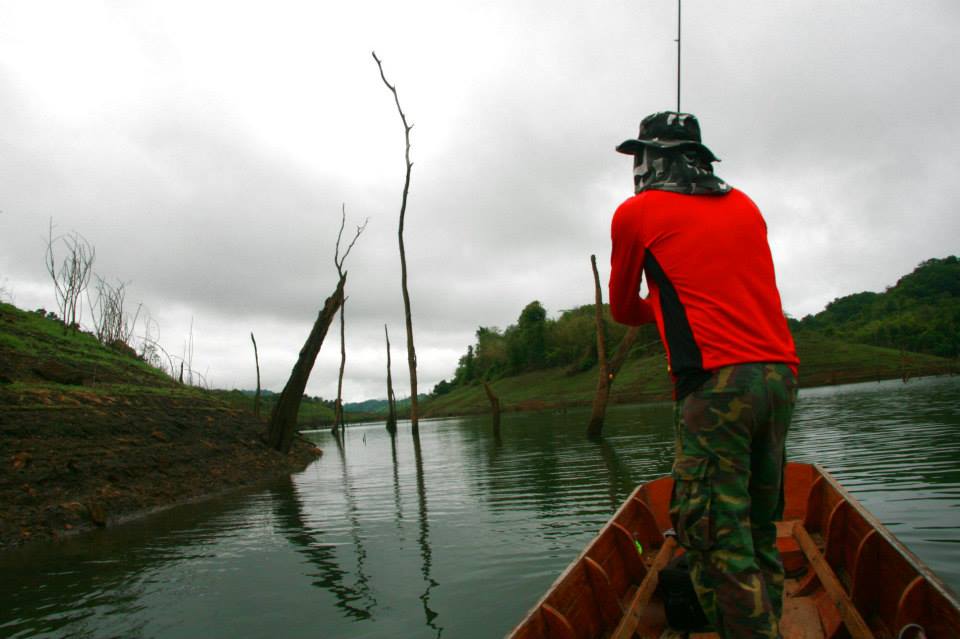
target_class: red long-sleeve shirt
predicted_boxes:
[609,188,798,398]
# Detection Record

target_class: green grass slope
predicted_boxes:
[420,332,956,418]
[0,302,317,549]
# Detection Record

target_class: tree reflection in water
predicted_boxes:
[269,437,376,621]
[412,430,443,636]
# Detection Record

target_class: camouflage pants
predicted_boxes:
[670,363,797,639]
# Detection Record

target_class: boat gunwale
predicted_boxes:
[506,461,960,638]
[504,480,655,637]
[810,463,960,608]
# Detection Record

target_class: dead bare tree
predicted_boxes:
[587,254,640,439]
[251,332,262,417]
[88,276,141,347]
[267,275,346,453]
[385,324,398,435]
[137,310,174,375]
[332,205,369,437]
[482,381,502,438]
[181,316,196,386]
[45,219,95,330]
[373,51,420,436]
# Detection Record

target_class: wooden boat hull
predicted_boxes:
[507,462,960,639]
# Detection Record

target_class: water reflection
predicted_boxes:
[412,432,442,636]
[596,437,640,513]
[268,471,375,620]
[0,377,957,639]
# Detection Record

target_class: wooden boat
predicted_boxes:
[507,462,960,639]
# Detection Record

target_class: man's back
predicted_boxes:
[609,187,798,396]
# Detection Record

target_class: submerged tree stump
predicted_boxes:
[385,324,398,435]
[250,332,261,418]
[587,255,640,439]
[482,381,502,437]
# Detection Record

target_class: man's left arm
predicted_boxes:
[609,201,655,326]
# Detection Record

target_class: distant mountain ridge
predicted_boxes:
[344,395,427,414]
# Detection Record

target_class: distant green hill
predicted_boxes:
[792,256,959,358]
[342,395,427,414]
[420,332,955,418]
[420,256,959,418]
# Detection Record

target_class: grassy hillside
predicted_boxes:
[0,302,317,549]
[0,304,183,390]
[420,332,956,418]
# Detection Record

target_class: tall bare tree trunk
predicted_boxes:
[587,255,640,438]
[385,324,398,435]
[331,204,367,440]
[482,381,501,437]
[373,51,419,436]
[250,332,261,418]
[333,299,346,434]
[267,276,346,453]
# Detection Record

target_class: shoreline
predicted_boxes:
[21,441,319,550]
[418,368,957,420]
[0,388,321,552]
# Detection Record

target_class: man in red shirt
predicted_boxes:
[609,111,799,639]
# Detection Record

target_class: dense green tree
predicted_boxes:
[447,300,661,389]
[431,379,454,395]
[453,345,476,385]
[506,301,547,372]
[475,327,508,379]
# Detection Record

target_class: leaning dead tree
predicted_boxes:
[482,381,502,438]
[587,254,640,438]
[332,205,368,437]
[373,51,420,435]
[250,332,261,417]
[45,219,95,331]
[384,324,398,435]
[267,276,346,453]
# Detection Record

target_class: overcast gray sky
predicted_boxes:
[2,1,958,402]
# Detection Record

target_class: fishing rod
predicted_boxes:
[676,0,681,112]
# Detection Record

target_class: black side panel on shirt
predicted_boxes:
[643,251,710,399]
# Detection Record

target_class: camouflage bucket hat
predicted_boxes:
[616,111,720,163]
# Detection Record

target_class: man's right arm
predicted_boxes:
[609,199,656,326]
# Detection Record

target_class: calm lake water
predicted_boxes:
[2,376,959,638]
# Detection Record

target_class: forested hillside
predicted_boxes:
[433,256,958,399]
[791,256,959,358]
[433,301,661,396]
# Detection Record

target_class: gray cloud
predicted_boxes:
[2,1,958,401]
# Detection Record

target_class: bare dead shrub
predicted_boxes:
[88,276,141,347]
[44,220,95,330]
